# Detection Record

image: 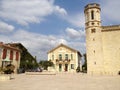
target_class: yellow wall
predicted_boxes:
[102,30,120,75]
[85,3,120,75]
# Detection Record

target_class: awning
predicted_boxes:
[2,57,11,62]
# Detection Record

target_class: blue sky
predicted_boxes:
[0,0,120,61]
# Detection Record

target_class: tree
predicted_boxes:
[39,61,54,70]
[9,43,38,70]
[82,53,87,72]
[20,60,38,70]
[3,64,15,74]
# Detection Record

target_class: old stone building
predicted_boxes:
[85,3,120,75]
[0,42,21,73]
[48,44,82,72]
[7,43,38,70]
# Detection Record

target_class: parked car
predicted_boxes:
[26,67,42,72]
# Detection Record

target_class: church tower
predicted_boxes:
[84,3,104,75]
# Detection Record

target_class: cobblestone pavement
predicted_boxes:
[0,73,120,90]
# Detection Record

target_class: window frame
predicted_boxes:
[59,54,62,60]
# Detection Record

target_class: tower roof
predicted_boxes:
[84,3,100,12]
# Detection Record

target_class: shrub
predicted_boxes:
[76,66,80,73]
[3,64,15,74]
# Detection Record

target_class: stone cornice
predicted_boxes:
[102,25,120,32]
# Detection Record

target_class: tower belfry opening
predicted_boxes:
[91,11,94,20]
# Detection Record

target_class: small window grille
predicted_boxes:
[91,29,96,33]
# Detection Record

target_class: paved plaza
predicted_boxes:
[0,73,120,90]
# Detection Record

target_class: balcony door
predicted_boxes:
[59,64,62,72]
[65,64,68,72]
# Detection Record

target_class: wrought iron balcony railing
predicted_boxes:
[56,59,70,63]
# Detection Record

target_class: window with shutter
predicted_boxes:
[16,51,19,61]
[2,49,7,59]
[10,50,13,60]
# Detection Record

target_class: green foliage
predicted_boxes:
[20,60,38,70]
[39,60,54,70]
[76,66,80,73]
[3,64,15,74]
[17,43,38,70]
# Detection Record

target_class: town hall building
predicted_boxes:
[48,44,82,73]
[85,3,120,75]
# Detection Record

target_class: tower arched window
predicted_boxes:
[91,11,94,20]
[86,12,89,21]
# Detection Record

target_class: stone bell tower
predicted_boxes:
[84,3,104,75]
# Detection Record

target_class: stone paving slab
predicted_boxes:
[25,71,56,75]
[0,73,120,90]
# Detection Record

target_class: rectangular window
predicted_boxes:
[52,55,54,60]
[2,49,7,59]
[71,64,74,69]
[59,54,62,60]
[71,54,73,60]
[59,64,62,72]
[16,51,19,61]
[91,29,96,33]
[10,50,13,60]
[65,54,68,60]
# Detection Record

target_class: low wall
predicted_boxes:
[0,74,11,81]
[25,71,56,75]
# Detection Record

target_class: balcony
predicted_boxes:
[64,59,70,62]
[56,59,70,63]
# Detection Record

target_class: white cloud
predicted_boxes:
[54,6,67,16]
[0,0,67,26]
[0,29,68,61]
[0,21,14,33]
[57,39,68,45]
[64,27,85,54]
[65,27,81,39]
[65,27,85,41]
[0,29,85,61]
[101,0,120,25]
[69,41,86,55]
[65,13,85,28]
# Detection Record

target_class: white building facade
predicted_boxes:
[48,44,82,73]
